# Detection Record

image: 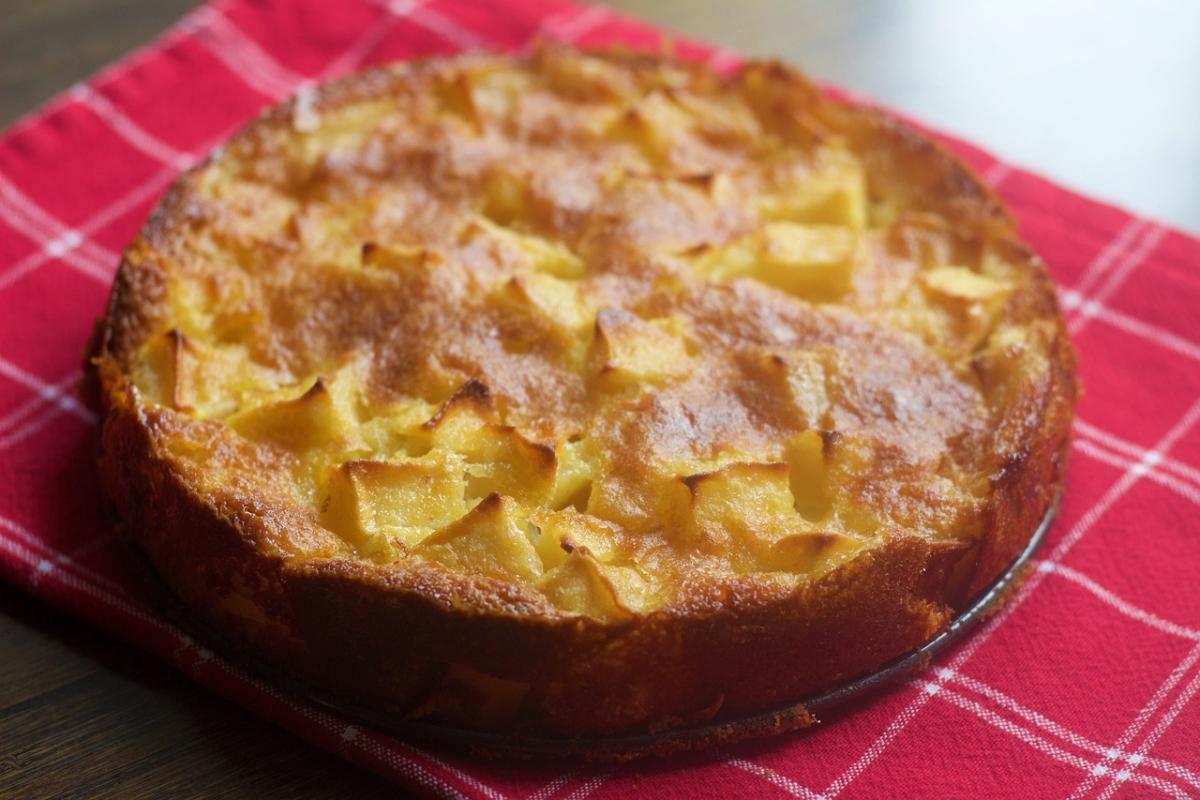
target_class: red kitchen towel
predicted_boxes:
[2,1,1199,797]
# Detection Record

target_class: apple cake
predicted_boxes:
[91,45,1076,742]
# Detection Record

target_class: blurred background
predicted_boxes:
[3,0,1198,231]
[1,1,1197,798]
[611,0,1200,233]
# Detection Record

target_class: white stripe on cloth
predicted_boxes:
[0,166,177,293]
[1036,561,1200,642]
[185,5,307,99]
[69,84,194,170]
[920,681,1193,800]
[938,667,1200,793]
[0,369,90,431]
[0,515,129,598]
[0,358,94,423]
[1061,287,1200,364]
[0,397,88,452]
[535,4,612,44]
[380,0,483,50]
[1069,225,1167,336]
[559,771,617,800]
[982,160,1013,187]
[1096,659,1200,800]
[0,175,117,283]
[1068,642,1200,799]
[318,13,399,80]
[527,771,580,800]
[706,47,743,74]
[1075,419,1200,490]
[1065,218,1146,310]
[1072,439,1200,507]
[727,758,827,800]
[0,372,80,434]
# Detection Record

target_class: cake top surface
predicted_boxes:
[104,46,1065,619]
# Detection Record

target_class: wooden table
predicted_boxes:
[2,2,1197,798]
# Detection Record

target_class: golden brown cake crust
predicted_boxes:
[92,46,1076,738]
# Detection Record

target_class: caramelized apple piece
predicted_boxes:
[417,494,543,583]
[426,390,557,505]
[229,372,363,455]
[685,462,801,562]
[785,430,832,522]
[758,147,868,228]
[588,308,691,388]
[321,452,468,555]
[536,551,651,617]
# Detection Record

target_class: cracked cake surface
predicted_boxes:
[92,45,1076,740]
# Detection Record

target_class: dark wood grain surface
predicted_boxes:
[1,1,1197,798]
[0,585,397,800]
